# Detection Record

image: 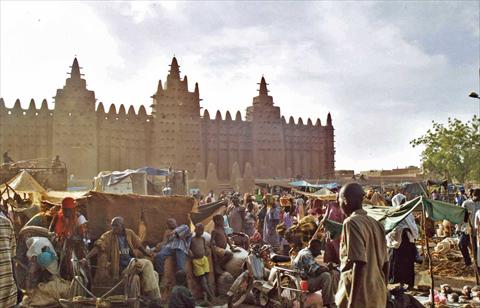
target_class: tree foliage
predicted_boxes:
[410,116,479,183]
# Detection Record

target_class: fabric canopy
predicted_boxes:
[191,200,228,232]
[325,196,467,239]
[96,167,169,186]
[1,170,46,193]
[292,188,337,201]
[289,181,338,190]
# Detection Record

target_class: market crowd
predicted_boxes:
[0,183,479,308]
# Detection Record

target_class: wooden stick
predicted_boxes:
[468,223,479,285]
[421,203,435,308]
[73,276,96,298]
[100,277,126,299]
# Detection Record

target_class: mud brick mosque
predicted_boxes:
[0,57,335,188]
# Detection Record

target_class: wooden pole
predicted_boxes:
[468,221,480,285]
[421,203,435,308]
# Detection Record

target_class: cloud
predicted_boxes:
[1,1,478,172]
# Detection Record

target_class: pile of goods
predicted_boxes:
[431,238,471,278]
[416,237,472,278]
[425,284,480,306]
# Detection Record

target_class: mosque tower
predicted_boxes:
[246,76,286,178]
[150,57,202,171]
[52,58,98,179]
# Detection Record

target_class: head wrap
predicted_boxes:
[111,216,125,226]
[61,197,76,209]
[37,248,57,268]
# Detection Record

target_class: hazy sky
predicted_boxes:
[1,1,478,172]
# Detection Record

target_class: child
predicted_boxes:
[189,223,215,302]
[168,270,195,308]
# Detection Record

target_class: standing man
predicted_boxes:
[460,188,480,268]
[336,183,388,308]
[227,196,245,233]
[0,210,17,307]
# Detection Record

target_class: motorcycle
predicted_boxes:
[227,244,307,307]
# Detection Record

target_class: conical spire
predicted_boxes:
[258,76,269,96]
[194,82,199,98]
[169,56,180,80]
[157,80,163,93]
[327,113,332,126]
[183,75,188,88]
[70,57,81,79]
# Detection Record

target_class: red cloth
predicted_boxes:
[54,210,77,238]
[62,197,75,209]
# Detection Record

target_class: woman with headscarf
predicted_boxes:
[386,193,419,289]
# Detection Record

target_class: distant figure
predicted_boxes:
[227,196,245,233]
[3,151,14,164]
[51,155,62,169]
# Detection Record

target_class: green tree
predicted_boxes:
[410,116,479,183]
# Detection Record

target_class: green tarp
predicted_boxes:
[325,196,467,239]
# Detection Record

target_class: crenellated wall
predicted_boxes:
[0,98,53,161]
[96,103,151,172]
[0,57,335,184]
[200,109,253,180]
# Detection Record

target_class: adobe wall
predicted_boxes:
[200,110,253,181]
[96,103,151,172]
[0,99,53,162]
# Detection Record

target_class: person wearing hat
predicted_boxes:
[51,197,88,280]
[25,237,59,291]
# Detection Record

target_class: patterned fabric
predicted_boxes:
[0,212,17,308]
[164,225,192,254]
[292,247,326,277]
